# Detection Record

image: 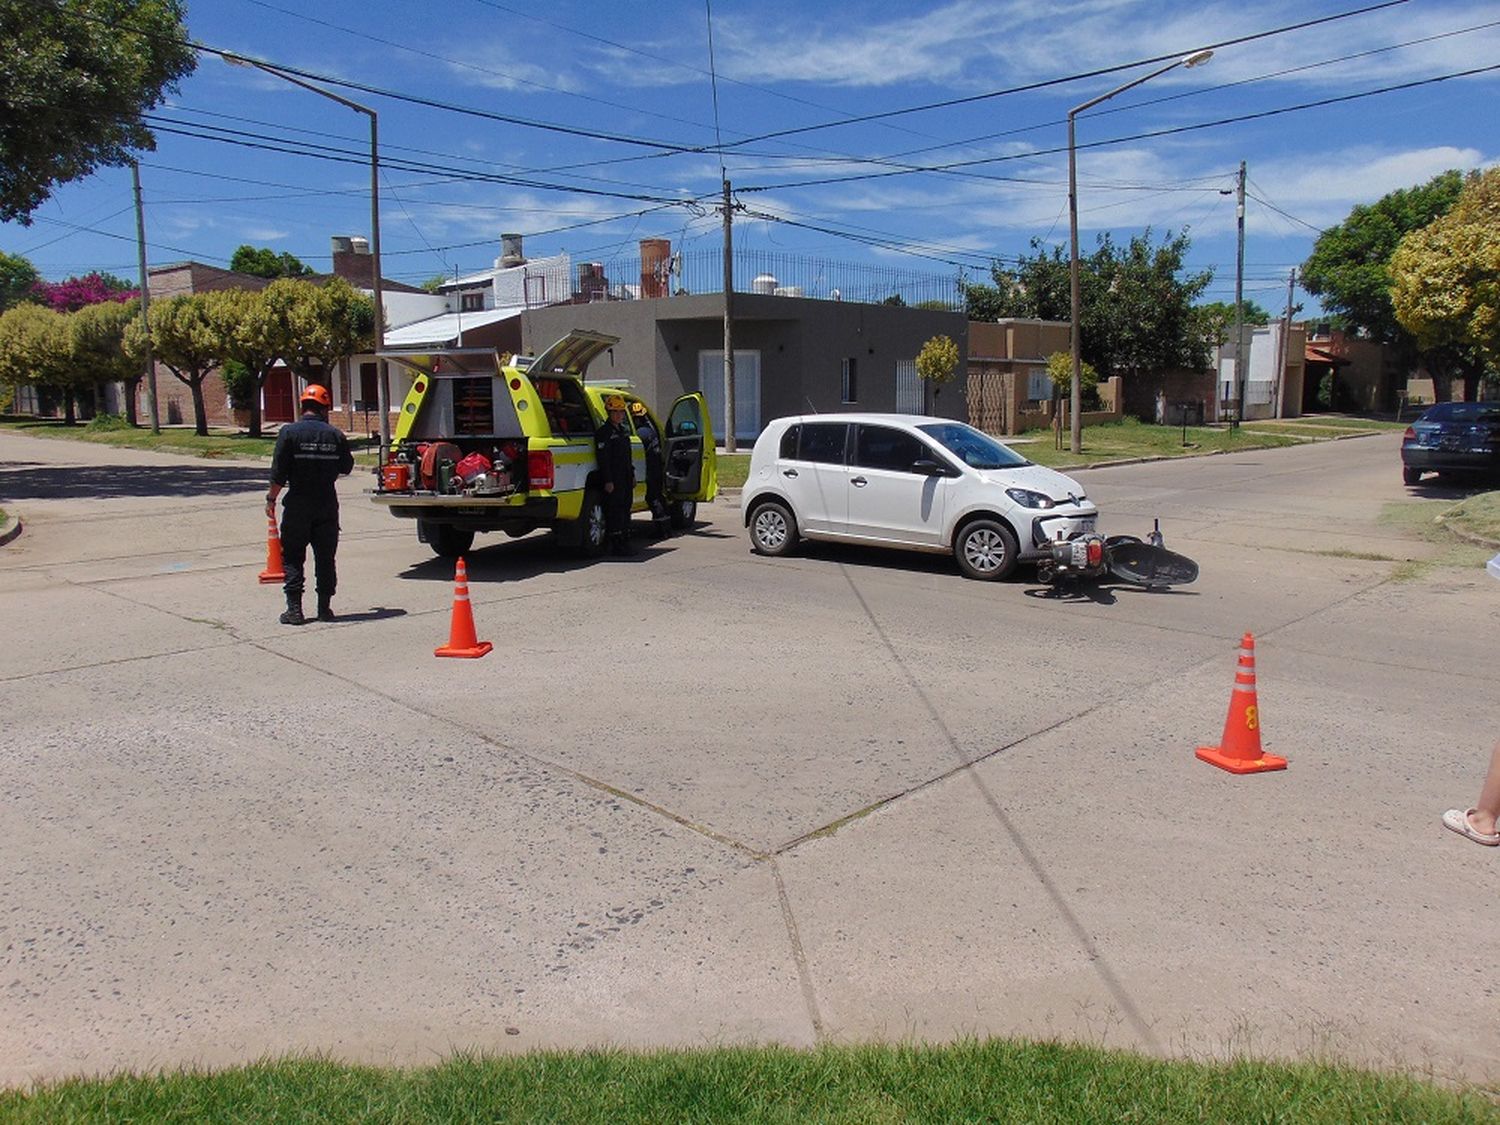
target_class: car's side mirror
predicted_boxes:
[912,458,953,477]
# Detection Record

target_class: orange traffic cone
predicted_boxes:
[258,512,285,584]
[1196,632,1286,774]
[435,557,492,659]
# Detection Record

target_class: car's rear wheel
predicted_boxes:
[954,518,1018,581]
[420,519,474,560]
[1402,465,1422,485]
[749,500,798,557]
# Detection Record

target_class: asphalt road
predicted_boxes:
[1,429,1495,1086]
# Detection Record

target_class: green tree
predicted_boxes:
[71,298,142,424]
[266,277,373,383]
[1300,170,1465,347]
[1193,299,1273,349]
[420,274,449,294]
[127,294,222,435]
[915,334,960,410]
[964,230,1212,380]
[0,0,196,224]
[0,302,75,419]
[0,250,41,310]
[229,245,315,279]
[1045,350,1100,401]
[1390,167,1500,399]
[203,287,293,438]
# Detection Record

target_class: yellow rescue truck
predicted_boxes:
[373,331,717,559]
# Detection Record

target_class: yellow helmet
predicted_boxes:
[604,394,626,411]
[629,400,647,417]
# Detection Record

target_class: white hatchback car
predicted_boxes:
[742,414,1098,580]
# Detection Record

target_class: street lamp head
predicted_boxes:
[1182,49,1214,68]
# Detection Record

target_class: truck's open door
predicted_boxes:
[664,393,717,503]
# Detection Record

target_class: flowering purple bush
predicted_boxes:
[31,272,137,312]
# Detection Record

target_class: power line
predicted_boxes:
[738,62,1500,192]
[713,0,1411,149]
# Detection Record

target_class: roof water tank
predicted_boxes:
[349,236,370,255]
[751,273,777,295]
[330,235,354,255]
[499,233,525,268]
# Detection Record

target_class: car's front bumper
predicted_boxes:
[1025,509,1100,553]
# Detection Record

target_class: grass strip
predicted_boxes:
[1,1041,1492,1124]
[1438,490,1500,546]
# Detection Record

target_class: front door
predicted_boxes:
[264,365,295,423]
[663,393,718,502]
[846,423,948,545]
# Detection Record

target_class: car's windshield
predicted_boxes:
[917,422,1030,469]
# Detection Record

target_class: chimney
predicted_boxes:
[330,234,374,287]
[639,238,670,299]
[498,233,525,269]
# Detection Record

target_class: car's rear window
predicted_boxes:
[794,422,849,465]
[917,422,1029,469]
[1424,403,1500,424]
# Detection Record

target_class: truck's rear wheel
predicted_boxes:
[577,489,608,557]
[419,519,474,560]
[668,499,697,530]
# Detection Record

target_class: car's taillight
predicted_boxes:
[1402,426,1416,441]
[527,449,554,490]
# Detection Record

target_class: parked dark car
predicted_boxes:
[1401,402,1500,485]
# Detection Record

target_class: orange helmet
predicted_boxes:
[300,384,331,409]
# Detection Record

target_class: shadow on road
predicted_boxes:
[0,462,267,501]
[1022,582,1199,604]
[395,523,726,582]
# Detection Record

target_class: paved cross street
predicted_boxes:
[0,429,1495,1085]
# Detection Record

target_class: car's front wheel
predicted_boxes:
[1402,465,1422,485]
[954,518,1018,580]
[749,499,798,557]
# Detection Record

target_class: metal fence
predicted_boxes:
[572,248,965,310]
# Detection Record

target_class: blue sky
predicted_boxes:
[6,0,1498,315]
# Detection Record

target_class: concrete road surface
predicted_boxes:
[1,429,1495,1086]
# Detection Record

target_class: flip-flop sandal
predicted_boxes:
[1442,808,1500,846]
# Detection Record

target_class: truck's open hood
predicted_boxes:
[528,331,621,377]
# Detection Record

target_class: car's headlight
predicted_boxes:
[1005,487,1054,509]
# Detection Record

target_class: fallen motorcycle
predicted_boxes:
[1035,519,1199,589]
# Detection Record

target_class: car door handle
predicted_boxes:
[782,468,799,478]
[851,476,868,487]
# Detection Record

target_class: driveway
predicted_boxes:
[0,429,1495,1086]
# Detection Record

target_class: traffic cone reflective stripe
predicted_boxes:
[1195,632,1286,774]
[258,512,285,584]
[435,557,492,659]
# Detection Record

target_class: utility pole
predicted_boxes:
[131,162,159,434]
[1232,159,1247,427]
[1274,266,1297,419]
[721,178,737,454]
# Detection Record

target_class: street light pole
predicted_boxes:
[223,54,389,461]
[1067,49,1212,455]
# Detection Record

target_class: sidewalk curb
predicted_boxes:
[1438,520,1500,550]
[0,516,22,547]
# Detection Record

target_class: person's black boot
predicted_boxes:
[279,595,305,626]
[316,596,336,623]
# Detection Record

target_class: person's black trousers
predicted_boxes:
[281,503,340,599]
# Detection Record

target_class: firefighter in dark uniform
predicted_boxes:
[595,394,636,555]
[265,384,354,624]
[630,399,669,535]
